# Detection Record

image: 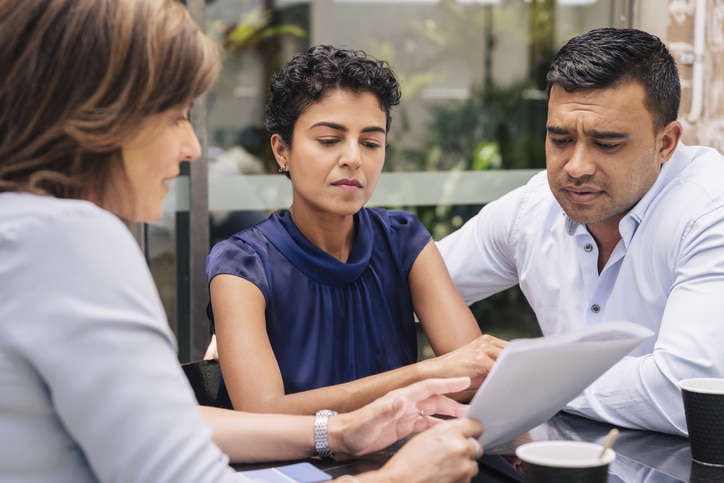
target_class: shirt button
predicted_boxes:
[591,304,601,313]
[584,243,593,252]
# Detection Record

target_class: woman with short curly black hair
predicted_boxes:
[206,45,506,416]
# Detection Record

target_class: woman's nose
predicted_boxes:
[339,140,362,169]
[181,123,202,162]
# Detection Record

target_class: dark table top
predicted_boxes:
[234,412,724,482]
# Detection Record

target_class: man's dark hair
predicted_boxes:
[264,45,401,146]
[546,28,680,131]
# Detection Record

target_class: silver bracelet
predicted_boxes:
[314,409,338,461]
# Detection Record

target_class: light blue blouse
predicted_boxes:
[0,193,241,482]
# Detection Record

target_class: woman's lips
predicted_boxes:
[332,179,362,192]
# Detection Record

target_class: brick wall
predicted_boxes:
[667,0,724,151]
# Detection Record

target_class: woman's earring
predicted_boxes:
[278,164,287,173]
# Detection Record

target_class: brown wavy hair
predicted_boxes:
[0,0,221,204]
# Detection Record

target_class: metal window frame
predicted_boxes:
[175,0,211,362]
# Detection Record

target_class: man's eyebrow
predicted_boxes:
[546,125,628,139]
[546,125,569,135]
[586,129,628,139]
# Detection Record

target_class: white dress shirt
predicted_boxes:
[438,143,724,436]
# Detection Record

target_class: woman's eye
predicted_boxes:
[175,108,192,125]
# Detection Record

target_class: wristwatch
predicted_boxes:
[314,409,338,461]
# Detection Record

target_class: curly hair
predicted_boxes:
[264,45,401,147]
[546,28,680,132]
[0,0,221,200]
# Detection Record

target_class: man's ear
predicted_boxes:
[658,120,682,165]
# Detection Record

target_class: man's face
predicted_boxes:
[545,82,673,235]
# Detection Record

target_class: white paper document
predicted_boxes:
[466,321,654,449]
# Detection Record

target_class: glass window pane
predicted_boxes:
[148,0,622,353]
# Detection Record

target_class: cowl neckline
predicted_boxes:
[260,209,373,285]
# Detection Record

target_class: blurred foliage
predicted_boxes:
[216,8,305,55]
[206,1,550,339]
[365,1,554,339]
[389,78,547,238]
[393,81,547,173]
[398,81,546,339]
[208,5,308,170]
[207,6,307,81]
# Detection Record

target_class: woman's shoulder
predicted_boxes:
[1,193,165,331]
[362,208,431,266]
[1,193,130,247]
[208,218,273,259]
[363,207,424,229]
[206,219,279,283]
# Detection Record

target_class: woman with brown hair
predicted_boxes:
[0,0,483,481]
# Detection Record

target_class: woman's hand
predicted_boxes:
[374,417,484,483]
[328,377,473,457]
[203,334,218,361]
[424,334,508,389]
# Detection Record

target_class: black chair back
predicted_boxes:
[181,360,221,407]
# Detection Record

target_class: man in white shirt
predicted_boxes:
[438,27,724,436]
